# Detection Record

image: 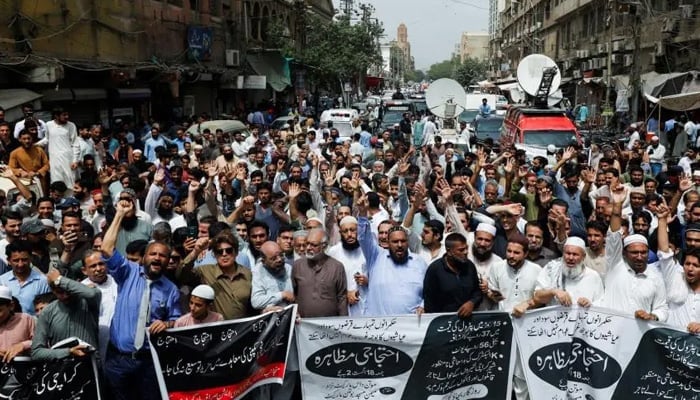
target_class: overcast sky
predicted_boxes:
[332,0,489,70]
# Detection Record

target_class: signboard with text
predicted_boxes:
[297,312,516,400]
[513,306,700,400]
[0,356,100,399]
[150,305,296,400]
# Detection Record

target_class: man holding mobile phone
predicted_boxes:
[52,211,93,280]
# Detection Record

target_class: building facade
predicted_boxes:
[495,0,700,115]
[459,32,490,63]
[0,0,333,127]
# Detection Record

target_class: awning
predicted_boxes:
[614,71,697,97]
[42,88,73,102]
[646,91,700,111]
[246,52,291,92]
[114,88,151,100]
[73,88,107,100]
[478,79,496,88]
[0,89,42,122]
[498,82,520,91]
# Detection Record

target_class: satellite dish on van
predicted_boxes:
[547,89,564,107]
[510,88,525,104]
[516,54,562,97]
[425,78,467,119]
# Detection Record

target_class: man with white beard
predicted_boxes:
[327,216,367,316]
[532,236,604,308]
[468,223,503,311]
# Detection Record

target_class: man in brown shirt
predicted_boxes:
[292,228,348,317]
[179,232,253,320]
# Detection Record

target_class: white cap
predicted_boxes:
[0,285,11,301]
[630,123,637,129]
[547,144,556,153]
[191,284,215,301]
[564,236,586,250]
[623,234,648,247]
[476,223,497,237]
[339,216,358,227]
[40,219,56,229]
[132,149,143,154]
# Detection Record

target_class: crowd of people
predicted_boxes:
[0,102,698,400]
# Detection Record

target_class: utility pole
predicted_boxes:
[605,0,615,108]
[628,5,642,123]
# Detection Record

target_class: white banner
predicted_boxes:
[513,305,700,400]
[297,312,516,400]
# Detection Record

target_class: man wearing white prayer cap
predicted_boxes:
[468,223,503,312]
[604,192,669,322]
[327,215,367,316]
[532,236,604,309]
[173,284,223,327]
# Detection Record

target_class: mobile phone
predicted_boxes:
[187,226,198,239]
[77,232,89,242]
[490,290,503,299]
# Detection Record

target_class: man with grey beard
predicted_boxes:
[291,228,347,317]
[532,236,604,308]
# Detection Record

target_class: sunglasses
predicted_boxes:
[214,247,235,256]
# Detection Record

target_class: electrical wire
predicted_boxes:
[0,10,92,44]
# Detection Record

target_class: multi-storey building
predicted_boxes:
[459,32,490,63]
[496,0,700,117]
[0,0,333,125]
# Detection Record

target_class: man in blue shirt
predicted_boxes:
[479,98,492,118]
[357,194,428,317]
[0,242,50,315]
[100,198,181,400]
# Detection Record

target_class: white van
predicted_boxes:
[320,108,359,139]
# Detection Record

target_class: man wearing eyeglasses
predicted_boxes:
[292,228,347,317]
[179,231,253,321]
[81,250,118,361]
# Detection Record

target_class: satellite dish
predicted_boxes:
[425,78,467,119]
[548,89,564,107]
[510,88,525,104]
[516,54,562,97]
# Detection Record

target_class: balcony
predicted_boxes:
[551,0,595,21]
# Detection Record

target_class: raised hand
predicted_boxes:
[562,146,576,161]
[680,174,692,192]
[288,182,301,199]
[207,162,218,178]
[188,180,201,193]
[539,187,553,204]
[154,168,165,184]
[440,185,454,204]
[503,157,515,175]
[610,182,628,204]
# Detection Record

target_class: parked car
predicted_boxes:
[186,120,250,143]
[269,116,306,131]
[500,107,580,159]
[472,115,505,152]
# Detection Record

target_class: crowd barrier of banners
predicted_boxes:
[4,305,700,400]
[513,305,700,400]
[0,355,101,399]
[295,312,516,400]
[149,304,296,400]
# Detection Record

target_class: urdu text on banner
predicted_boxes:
[296,312,516,400]
[149,304,296,400]
[513,305,700,400]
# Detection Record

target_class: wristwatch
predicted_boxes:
[53,276,62,287]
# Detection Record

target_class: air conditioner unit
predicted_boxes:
[612,54,623,64]
[562,43,569,50]
[612,41,623,52]
[598,44,607,54]
[225,49,240,67]
[624,54,634,66]
[581,49,590,58]
[573,70,582,78]
[680,5,693,19]
[563,60,571,69]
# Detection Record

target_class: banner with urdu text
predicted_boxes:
[150,305,296,400]
[513,305,700,400]
[296,312,515,400]
[0,355,101,399]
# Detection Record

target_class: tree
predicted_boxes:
[427,59,457,80]
[404,69,425,83]
[454,57,489,87]
[271,3,383,93]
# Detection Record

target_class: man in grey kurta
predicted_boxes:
[31,269,101,361]
[292,228,348,318]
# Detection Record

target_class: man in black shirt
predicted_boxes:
[423,233,482,318]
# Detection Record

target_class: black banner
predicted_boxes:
[0,356,100,400]
[150,305,296,400]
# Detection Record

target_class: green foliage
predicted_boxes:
[454,57,489,87]
[404,69,425,83]
[291,8,383,89]
[427,59,457,80]
[425,57,488,85]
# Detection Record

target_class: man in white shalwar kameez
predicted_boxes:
[42,108,79,191]
[326,216,367,316]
